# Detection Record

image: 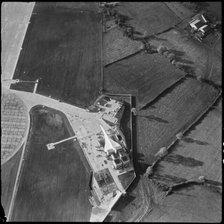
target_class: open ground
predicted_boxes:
[11,3,102,108]
[104,52,185,109]
[153,97,222,184]
[142,183,221,222]
[149,28,221,86]
[1,145,23,217]
[10,106,91,221]
[136,78,220,167]
[115,2,180,36]
[103,27,141,65]
[2,2,222,223]
[1,2,35,88]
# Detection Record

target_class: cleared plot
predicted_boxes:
[153,98,222,183]
[1,145,23,217]
[10,106,91,221]
[104,27,141,65]
[136,78,220,166]
[1,2,35,86]
[104,52,185,108]
[11,3,102,108]
[142,184,221,222]
[116,2,180,35]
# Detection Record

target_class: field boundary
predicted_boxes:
[152,89,222,171]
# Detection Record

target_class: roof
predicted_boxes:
[190,20,206,30]
[100,125,122,153]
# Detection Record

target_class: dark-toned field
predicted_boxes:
[136,78,220,166]
[11,3,102,108]
[115,2,180,35]
[104,52,185,108]
[1,145,23,217]
[10,106,91,221]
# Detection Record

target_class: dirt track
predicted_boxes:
[11,3,102,108]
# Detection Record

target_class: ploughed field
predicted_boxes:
[104,52,185,109]
[11,3,102,108]
[10,106,91,221]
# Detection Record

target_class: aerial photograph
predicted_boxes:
[1,1,222,222]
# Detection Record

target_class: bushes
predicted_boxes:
[157,45,167,54]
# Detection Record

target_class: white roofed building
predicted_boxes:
[100,125,122,155]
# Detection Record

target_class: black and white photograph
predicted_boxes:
[1,1,222,222]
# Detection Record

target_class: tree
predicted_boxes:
[155,147,168,158]
[157,45,167,54]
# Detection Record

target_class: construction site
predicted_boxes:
[1,2,222,222]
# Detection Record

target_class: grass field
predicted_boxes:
[104,52,185,108]
[150,29,222,86]
[164,2,195,20]
[153,98,222,183]
[142,183,221,222]
[10,106,91,221]
[1,145,23,217]
[115,2,180,35]
[103,27,141,65]
[11,3,102,108]
[136,78,220,166]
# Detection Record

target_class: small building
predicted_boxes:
[189,13,211,40]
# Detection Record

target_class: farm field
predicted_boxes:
[1,145,23,217]
[104,52,185,108]
[103,27,141,65]
[115,2,180,35]
[164,2,195,20]
[142,183,221,222]
[55,2,100,11]
[153,97,222,183]
[136,78,220,167]
[10,106,91,221]
[149,28,222,86]
[11,3,102,108]
[1,2,35,88]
